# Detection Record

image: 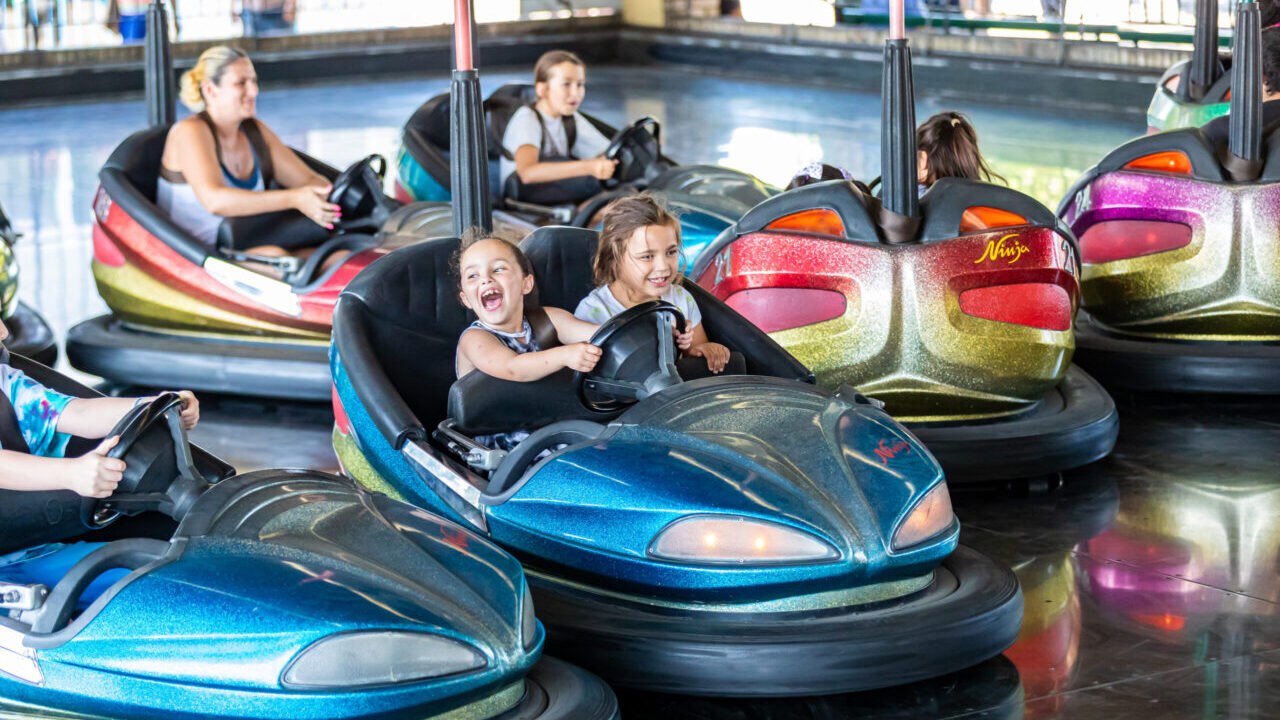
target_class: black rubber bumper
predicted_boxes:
[65,314,330,401]
[1072,311,1280,394]
[496,656,620,720]
[4,301,57,366]
[907,364,1119,482]
[528,545,1023,697]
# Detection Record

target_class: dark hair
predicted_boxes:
[915,112,1005,187]
[594,193,681,286]
[534,50,585,85]
[451,227,534,294]
[1263,27,1280,95]
[786,163,851,190]
[1263,0,1280,29]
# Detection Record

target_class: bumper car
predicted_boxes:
[397,83,776,264]
[690,14,1117,481]
[0,201,56,365]
[0,349,617,720]
[1146,0,1231,133]
[328,225,1023,696]
[1060,0,1280,393]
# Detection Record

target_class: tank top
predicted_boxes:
[456,318,542,452]
[156,112,272,246]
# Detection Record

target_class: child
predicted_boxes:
[574,194,737,377]
[0,317,200,500]
[500,50,617,206]
[916,112,1004,195]
[786,162,852,190]
[455,232,601,383]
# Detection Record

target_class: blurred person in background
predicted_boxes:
[107,1,180,45]
[240,0,295,37]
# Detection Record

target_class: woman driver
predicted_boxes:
[157,46,340,264]
[500,50,618,206]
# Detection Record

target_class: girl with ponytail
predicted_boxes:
[915,111,1004,195]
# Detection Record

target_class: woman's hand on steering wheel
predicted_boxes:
[292,184,341,229]
[64,436,126,499]
[586,157,618,181]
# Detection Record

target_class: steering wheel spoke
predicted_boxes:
[573,300,686,413]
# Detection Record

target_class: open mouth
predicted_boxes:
[648,276,670,289]
[480,288,504,312]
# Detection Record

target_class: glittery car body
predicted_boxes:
[689,179,1081,423]
[1146,60,1230,133]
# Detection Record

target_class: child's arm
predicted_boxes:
[459,328,601,382]
[0,436,125,498]
[683,322,731,373]
[56,391,200,439]
[513,145,616,185]
[545,307,601,344]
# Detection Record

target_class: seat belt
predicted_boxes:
[525,306,561,351]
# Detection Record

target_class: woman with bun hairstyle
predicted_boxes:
[915,111,1004,195]
[500,50,617,206]
[157,46,339,261]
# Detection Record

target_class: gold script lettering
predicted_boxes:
[975,233,1030,265]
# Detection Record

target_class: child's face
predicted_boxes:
[458,239,534,330]
[615,223,681,300]
[536,62,586,118]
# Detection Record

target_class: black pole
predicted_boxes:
[880,37,918,222]
[144,1,174,127]
[1186,0,1223,101]
[450,0,492,235]
[1227,0,1262,179]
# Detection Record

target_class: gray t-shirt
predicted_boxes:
[573,284,703,329]
[499,106,610,190]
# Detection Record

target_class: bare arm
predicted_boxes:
[513,145,616,185]
[0,437,125,498]
[56,391,199,439]
[545,306,599,344]
[457,328,600,382]
[170,120,308,218]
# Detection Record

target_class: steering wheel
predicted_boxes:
[328,154,387,230]
[602,117,662,189]
[573,300,686,413]
[79,393,207,530]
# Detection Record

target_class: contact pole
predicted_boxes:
[1226,0,1262,180]
[889,0,905,40]
[144,0,175,127]
[450,0,493,234]
[880,0,918,229]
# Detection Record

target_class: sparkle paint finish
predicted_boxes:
[331,351,957,608]
[1146,84,1228,133]
[1062,170,1280,340]
[0,237,16,320]
[0,471,540,719]
[91,186,389,337]
[695,226,1079,421]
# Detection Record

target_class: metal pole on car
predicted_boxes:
[1186,0,1222,101]
[450,0,493,235]
[1226,0,1262,181]
[880,0,919,230]
[144,0,175,127]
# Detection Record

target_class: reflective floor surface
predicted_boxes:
[4,65,1278,719]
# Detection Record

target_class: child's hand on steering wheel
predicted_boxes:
[560,343,603,373]
[587,157,618,181]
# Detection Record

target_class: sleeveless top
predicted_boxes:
[457,318,543,452]
[157,112,274,246]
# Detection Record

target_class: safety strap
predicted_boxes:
[0,383,31,455]
[197,111,275,188]
[525,305,561,351]
[530,104,578,161]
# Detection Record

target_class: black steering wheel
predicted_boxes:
[602,117,662,189]
[328,154,387,230]
[80,393,207,530]
[573,300,686,413]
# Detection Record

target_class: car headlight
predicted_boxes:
[891,482,955,551]
[521,579,538,651]
[282,631,486,688]
[649,515,838,565]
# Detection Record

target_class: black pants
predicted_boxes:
[505,172,602,206]
[677,352,747,381]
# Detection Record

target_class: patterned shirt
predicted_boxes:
[0,364,73,457]
[574,284,703,328]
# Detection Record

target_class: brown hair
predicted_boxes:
[916,112,1005,186]
[594,193,681,286]
[534,50,586,85]
[452,226,534,293]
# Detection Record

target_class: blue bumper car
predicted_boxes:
[0,352,618,719]
[329,226,1023,697]
[397,84,776,264]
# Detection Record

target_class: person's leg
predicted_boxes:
[509,173,603,206]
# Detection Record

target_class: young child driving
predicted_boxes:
[573,193,740,378]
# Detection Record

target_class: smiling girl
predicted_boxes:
[499,50,617,206]
[575,194,736,376]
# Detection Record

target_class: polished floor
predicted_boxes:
[3,65,1278,719]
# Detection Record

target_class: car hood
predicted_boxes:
[45,471,535,691]
[489,378,955,599]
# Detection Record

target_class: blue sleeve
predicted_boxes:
[5,369,74,458]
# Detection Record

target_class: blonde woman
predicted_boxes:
[157,46,339,260]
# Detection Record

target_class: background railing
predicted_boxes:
[0,0,621,52]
